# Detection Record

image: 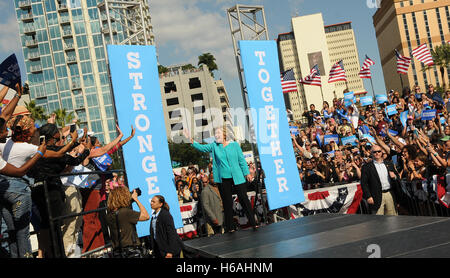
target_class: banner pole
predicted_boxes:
[369,77,375,98]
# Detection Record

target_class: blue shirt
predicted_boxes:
[215,145,232,179]
[152,209,161,240]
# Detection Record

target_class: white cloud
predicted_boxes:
[0,15,22,56]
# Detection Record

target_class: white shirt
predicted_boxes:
[0,138,38,168]
[373,160,390,191]
[0,156,7,171]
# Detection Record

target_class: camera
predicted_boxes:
[130,187,142,203]
[132,187,142,197]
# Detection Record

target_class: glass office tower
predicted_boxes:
[14,0,154,143]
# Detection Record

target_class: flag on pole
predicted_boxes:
[0,54,21,89]
[359,67,372,79]
[359,55,375,79]
[328,60,347,83]
[280,69,297,94]
[411,43,434,66]
[299,64,321,87]
[395,49,411,74]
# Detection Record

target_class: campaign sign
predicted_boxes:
[239,40,305,210]
[0,54,21,89]
[421,109,436,121]
[376,94,388,104]
[324,134,339,145]
[290,125,299,136]
[341,135,358,146]
[385,104,398,116]
[360,96,373,106]
[362,134,377,145]
[400,111,408,128]
[107,45,182,233]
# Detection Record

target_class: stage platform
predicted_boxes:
[183,214,450,258]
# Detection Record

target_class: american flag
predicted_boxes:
[395,49,411,74]
[328,60,347,83]
[359,55,375,79]
[299,64,321,87]
[280,69,297,94]
[362,55,375,68]
[411,43,434,66]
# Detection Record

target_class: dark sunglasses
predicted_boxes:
[372,150,382,154]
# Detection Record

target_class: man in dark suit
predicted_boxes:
[149,196,184,258]
[361,145,400,215]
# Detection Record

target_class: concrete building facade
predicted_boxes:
[325,22,366,96]
[160,64,231,143]
[373,0,449,93]
[277,13,366,119]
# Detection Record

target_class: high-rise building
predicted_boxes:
[277,13,366,120]
[325,22,366,96]
[373,0,449,93]
[159,64,231,143]
[14,0,154,143]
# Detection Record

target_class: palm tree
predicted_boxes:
[422,43,450,91]
[24,100,48,122]
[198,53,218,77]
[158,65,169,75]
[52,108,75,128]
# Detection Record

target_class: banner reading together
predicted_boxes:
[107,45,183,234]
[239,40,305,210]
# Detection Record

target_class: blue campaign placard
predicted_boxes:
[421,109,436,121]
[239,40,305,210]
[290,125,299,136]
[386,104,398,116]
[400,111,408,127]
[376,94,388,104]
[107,45,183,234]
[323,134,340,145]
[341,135,358,146]
[360,96,373,106]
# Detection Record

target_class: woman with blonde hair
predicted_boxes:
[106,186,149,258]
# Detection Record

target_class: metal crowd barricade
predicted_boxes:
[44,169,126,258]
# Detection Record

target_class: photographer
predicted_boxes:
[106,186,149,258]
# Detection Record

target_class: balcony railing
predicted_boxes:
[18,0,32,9]
[27,52,40,60]
[60,17,71,25]
[20,13,34,22]
[30,65,42,73]
[66,56,77,64]
[25,39,38,47]
[64,43,74,51]
[62,29,73,37]
[23,25,36,34]
[58,4,68,12]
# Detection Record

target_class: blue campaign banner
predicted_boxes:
[107,45,183,234]
[344,91,354,101]
[400,111,408,128]
[376,94,388,104]
[360,96,373,106]
[289,125,299,136]
[239,40,304,210]
[0,54,21,89]
[421,109,436,121]
[341,135,357,146]
[323,134,339,145]
[388,129,398,136]
[362,134,376,145]
[385,104,398,116]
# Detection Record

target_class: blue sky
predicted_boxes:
[0,0,386,110]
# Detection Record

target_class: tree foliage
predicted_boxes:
[198,53,218,77]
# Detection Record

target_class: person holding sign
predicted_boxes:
[184,127,258,233]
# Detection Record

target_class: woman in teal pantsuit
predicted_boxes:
[184,127,258,233]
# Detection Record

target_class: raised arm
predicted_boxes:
[88,124,124,158]
[0,141,46,177]
[118,125,136,147]
[0,83,22,122]
[0,85,9,104]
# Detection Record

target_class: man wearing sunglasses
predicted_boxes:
[361,145,399,215]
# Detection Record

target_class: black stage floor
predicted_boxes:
[183,214,450,258]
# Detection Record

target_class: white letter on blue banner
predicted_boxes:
[107,45,183,234]
[239,41,305,210]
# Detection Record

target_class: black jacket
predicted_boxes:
[361,160,401,212]
[149,208,184,257]
[28,145,90,191]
